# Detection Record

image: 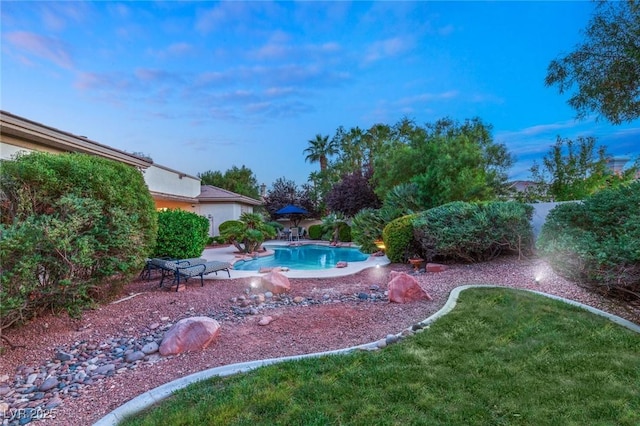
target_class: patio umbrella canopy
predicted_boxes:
[275,204,309,227]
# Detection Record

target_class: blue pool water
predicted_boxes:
[233,244,369,271]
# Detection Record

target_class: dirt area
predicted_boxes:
[1,256,637,425]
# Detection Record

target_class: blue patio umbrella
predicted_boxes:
[275,204,309,226]
[276,204,309,215]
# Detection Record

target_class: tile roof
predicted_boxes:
[197,185,262,205]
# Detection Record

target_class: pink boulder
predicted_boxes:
[387,271,432,303]
[260,270,291,294]
[159,316,221,356]
[258,316,274,326]
[426,263,448,273]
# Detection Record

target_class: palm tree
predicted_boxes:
[303,134,338,172]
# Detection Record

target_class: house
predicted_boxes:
[197,185,262,236]
[0,110,261,235]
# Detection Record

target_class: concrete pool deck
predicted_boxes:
[200,240,390,279]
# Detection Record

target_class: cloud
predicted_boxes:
[496,118,584,140]
[148,42,195,59]
[195,2,281,34]
[364,36,414,64]
[248,33,342,62]
[39,2,91,31]
[438,24,455,36]
[5,31,74,69]
[134,68,184,85]
[396,91,459,106]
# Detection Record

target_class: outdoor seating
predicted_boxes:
[289,227,300,241]
[147,258,230,291]
[171,260,231,291]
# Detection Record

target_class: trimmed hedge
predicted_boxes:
[413,201,534,263]
[154,209,209,259]
[382,214,420,263]
[308,224,323,240]
[0,152,157,330]
[537,182,640,300]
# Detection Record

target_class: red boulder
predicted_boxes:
[388,271,432,303]
[260,270,291,294]
[159,316,221,356]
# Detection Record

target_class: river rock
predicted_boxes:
[39,377,59,392]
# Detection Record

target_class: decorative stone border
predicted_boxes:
[94,285,639,426]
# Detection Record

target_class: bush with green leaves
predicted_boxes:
[537,182,640,301]
[351,208,384,253]
[0,152,157,331]
[338,222,352,242]
[219,212,276,253]
[382,214,420,263]
[413,201,534,263]
[154,209,209,259]
[218,220,241,238]
[308,224,323,240]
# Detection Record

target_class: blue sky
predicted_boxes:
[2,1,639,188]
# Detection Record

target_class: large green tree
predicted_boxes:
[373,117,514,209]
[545,0,640,124]
[528,136,639,201]
[198,165,261,199]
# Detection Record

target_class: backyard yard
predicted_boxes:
[1,255,638,425]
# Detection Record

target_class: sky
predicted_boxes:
[2,1,639,189]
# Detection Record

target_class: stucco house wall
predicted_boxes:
[1,111,264,230]
[196,185,261,236]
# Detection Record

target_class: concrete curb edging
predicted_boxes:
[94,285,639,426]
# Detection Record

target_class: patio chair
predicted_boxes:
[150,258,231,291]
[148,258,207,287]
[171,260,232,291]
[289,227,300,241]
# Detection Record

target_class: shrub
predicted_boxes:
[218,220,241,238]
[338,222,352,242]
[154,209,209,259]
[351,208,385,253]
[537,182,640,301]
[219,212,275,253]
[308,224,323,240]
[382,214,420,263]
[413,201,534,263]
[0,152,157,331]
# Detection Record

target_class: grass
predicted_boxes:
[121,288,640,426]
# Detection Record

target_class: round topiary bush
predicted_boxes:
[154,209,209,259]
[308,224,323,240]
[382,214,419,263]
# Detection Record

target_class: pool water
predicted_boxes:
[233,244,369,271]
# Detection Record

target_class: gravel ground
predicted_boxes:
[1,255,637,425]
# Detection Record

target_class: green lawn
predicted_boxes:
[121,288,640,426]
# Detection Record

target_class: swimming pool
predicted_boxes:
[233,244,369,271]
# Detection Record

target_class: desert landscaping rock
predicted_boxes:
[258,316,274,326]
[388,271,433,303]
[159,317,221,356]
